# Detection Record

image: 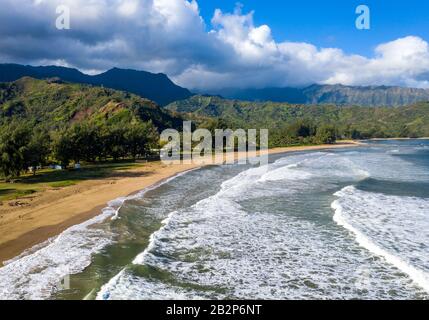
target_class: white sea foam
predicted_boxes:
[100,190,420,299]
[332,186,429,293]
[0,168,201,300]
[348,151,429,182]
[417,145,429,150]
[98,166,254,300]
[259,165,313,182]
[110,168,200,220]
[5,143,428,300]
[258,154,327,182]
[98,151,425,300]
[0,210,115,300]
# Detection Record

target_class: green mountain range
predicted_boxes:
[0,77,182,130]
[167,95,429,138]
[0,64,192,106]
[1,77,428,144]
[3,64,429,107]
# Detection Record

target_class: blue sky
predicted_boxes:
[1,0,429,90]
[199,0,429,56]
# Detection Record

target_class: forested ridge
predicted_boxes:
[0,77,181,178]
[1,77,428,179]
[168,95,429,145]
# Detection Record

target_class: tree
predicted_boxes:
[24,128,51,175]
[76,123,101,162]
[124,122,159,160]
[52,123,103,166]
[287,119,316,139]
[199,118,229,134]
[105,125,127,161]
[0,122,32,179]
[315,124,337,144]
[52,129,74,168]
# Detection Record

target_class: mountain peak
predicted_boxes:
[0,64,192,106]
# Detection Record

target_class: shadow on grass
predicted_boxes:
[16,161,155,186]
[0,188,37,201]
[0,188,15,197]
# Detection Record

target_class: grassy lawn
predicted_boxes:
[0,161,146,203]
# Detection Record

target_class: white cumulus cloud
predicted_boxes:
[1,0,429,90]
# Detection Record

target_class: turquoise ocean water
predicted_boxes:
[0,140,428,300]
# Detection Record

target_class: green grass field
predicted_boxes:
[0,161,146,203]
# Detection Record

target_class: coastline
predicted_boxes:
[369,137,429,141]
[0,141,361,265]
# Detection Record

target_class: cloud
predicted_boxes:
[1,0,429,90]
[322,36,429,87]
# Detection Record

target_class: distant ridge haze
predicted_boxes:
[208,85,429,107]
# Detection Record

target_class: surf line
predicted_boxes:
[97,206,184,299]
[95,167,203,300]
[331,189,429,294]
[110,167,202,221]
[98,163,253,299]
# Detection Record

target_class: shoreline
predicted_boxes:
[369,137,429,141]
[0,141,361,265]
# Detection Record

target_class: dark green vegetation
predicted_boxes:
[0,64,192,106]
[1,76,429,184]
[0,77,183,180]
[0,77,182,130]
[167,95,429,146]
[208,84,429,107]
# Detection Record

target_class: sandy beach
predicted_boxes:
[0,142,361,265]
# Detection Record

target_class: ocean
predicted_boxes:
[0,140,428,300]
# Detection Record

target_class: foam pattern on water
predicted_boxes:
[99,151,427,300]
[3,143,428,300]
[344,148,429,182]
[0,169,200,300]
[0,210,115,300]
[333,186,429,293]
